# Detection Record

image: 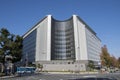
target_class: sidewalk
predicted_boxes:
[0,75,15,79]
[47,71,99,74]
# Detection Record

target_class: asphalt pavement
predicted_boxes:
[1,72,120,80]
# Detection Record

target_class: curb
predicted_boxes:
[0,75,15,79]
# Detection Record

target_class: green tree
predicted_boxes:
[0,28,23,72]
[118,57,120,69]
[88,60,95,71]
[10,35,23,63]
[0,28,10,64]
[37,64,43,71]
[100,45,111,68]
[110,55,118,68]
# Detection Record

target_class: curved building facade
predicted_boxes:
[51,17,75,60]
[22,15,101,71]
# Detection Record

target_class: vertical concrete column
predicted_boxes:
[47,15,52,61]
[73,15,80,60]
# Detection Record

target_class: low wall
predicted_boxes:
[43,64,86,71]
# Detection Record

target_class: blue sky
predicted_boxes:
[0,0,120,58]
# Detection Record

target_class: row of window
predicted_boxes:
[55,49,73,53]
[54,39,73,42]
[54,50,74,54]
[54,34,74,38]
[53,56,75,60]
[54,44,74,47]
[54,45,74,49]
[54,48,74,51]
[54,54,75,57]
[55,27,73,32]
[87,37,101,49]
[54,38,74,41]
[23,30,36,42]
[54,41,74,45]
[23,30,37,63]
[55,31,73,36]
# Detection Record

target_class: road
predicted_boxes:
[1,72,120,80]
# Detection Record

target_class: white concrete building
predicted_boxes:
[22,15,101,71]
